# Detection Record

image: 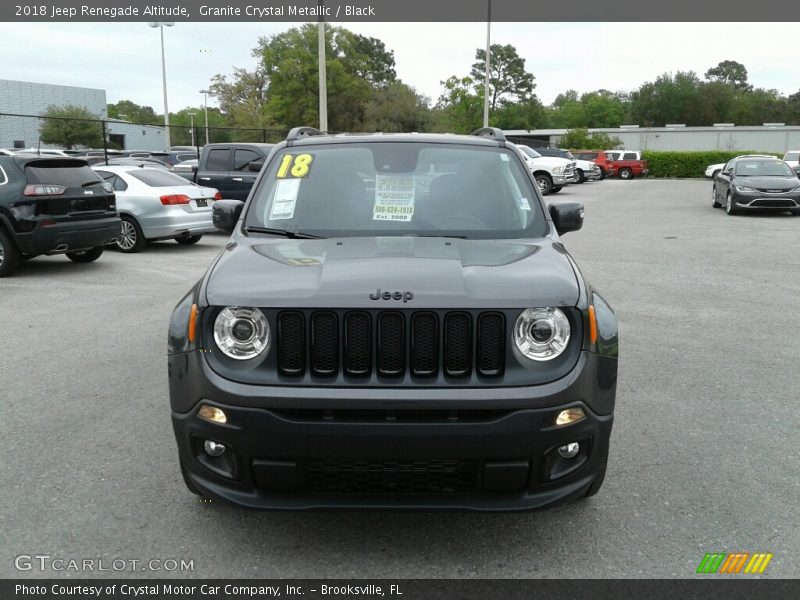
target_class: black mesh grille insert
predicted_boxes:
[444,312,472,376]
[311,312,338,375]
[411,312,439,376]
[277,312,305,375]
[304,459,476,493]
[377,312,405,376]
[344,312,371,376]
[477,312,505,376]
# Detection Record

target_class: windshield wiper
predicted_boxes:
[245,226,324,239]
[81,180,101,187]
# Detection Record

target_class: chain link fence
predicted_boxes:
[0,112,288,158]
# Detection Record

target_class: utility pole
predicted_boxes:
[482,0,492,128]
[148,22,174,149]
[199,90,210,145]
[318,0,328,131]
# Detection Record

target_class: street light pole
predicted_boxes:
[199,90,210,145]
[483,0,491,128]
[148,22,174,150]
[188,112,196,147]
[318,0,328,131]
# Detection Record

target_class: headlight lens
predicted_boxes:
[213,306,269,360]
[552,166,564,174]
[735,185,757,192]
[513,308,571,361]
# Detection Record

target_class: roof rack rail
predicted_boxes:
[286,126,326,144]
[470,127,506,142]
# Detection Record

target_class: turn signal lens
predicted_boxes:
[160,194,191,205]
[187,304,198,343]
[214,191,223,200]
[198,405,227,424]
[588,305,598,345]
[24,184,66,196]
[556,408,585,426]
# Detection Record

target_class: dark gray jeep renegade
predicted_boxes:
[168,127,618,510]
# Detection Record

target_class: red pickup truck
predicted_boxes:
[573,150,617,179]
[605,151,649,180]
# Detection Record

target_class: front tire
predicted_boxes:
[175,235,202,245]
[712,185,722,208]
[117,215,147,253]
[0,227,22,277]
[535,173,553,195]
[618,167,633,180]
[551,186,562,194]
[575,169,585,184]
[66,247,104,263]
[726,192,738,215]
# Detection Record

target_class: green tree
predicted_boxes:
[362,82,432,132]
[731,88,786,125]
[434,76,483,133]
[492,98,546,130]
[39,105,103,149]
[559,128,622,150]
[107,100,159,124]
[208,66,270,129]
[581,90,626,128]
[630,71,702,126]
[705,60,751,91]
[470,44,535,111]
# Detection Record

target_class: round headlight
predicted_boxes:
[213,306,269,360]
[513,308,570,361]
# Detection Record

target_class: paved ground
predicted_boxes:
[1,179,798,579]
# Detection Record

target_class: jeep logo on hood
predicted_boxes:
[369,289,414,303]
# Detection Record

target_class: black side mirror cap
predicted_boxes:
[248,159,265,172]
[213,199,245,235]
[548,201,584,235]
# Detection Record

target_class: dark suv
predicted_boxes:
[0,156,120,277]
[168,127,618,510]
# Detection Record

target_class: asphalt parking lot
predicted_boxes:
[1,178,798,579]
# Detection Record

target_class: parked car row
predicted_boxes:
[0,155,222,277]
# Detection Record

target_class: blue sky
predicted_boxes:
[4,22,796,113]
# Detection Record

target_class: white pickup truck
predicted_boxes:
[509,143,575,195]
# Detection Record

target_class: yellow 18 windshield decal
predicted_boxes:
[276,153,314,178]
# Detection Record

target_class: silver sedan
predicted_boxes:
[91,165,220,253]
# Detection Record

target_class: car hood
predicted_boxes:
[574,159,598,169]
[205,236,581,309]
[734,176,799,190]
[527,156,573,168]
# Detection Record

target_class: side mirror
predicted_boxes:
[548,201,584,235]
[212,199,245,234]
[248,159,265,172]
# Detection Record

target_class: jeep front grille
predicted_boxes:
[277,310,506,379]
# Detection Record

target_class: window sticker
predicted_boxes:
[276,153,314,178]
[500,154,510,162]
[269,178,301,220]
[519,197,531,211]
[373,174,415,222]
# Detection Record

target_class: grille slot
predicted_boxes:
[277,312,305,375]
[444,312,473,377]
[304,459,476,494]
[377,312,405,376]
[344,312,371,376]
[411,312,439,376]
[310,312,338,375]
[477,313,505,376]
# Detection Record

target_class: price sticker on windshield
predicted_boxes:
[373,174,415,222]
[276,153,314,179]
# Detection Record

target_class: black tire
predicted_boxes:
[712,185,722,208]
[117,215,147,253]
[551,186,562,194]
[725,192,738,216]
[0,227,22,278]
[535,173,553,195]
[584,444,609,498]
[66,246,104,263]
[618,167,633,180]
[598,169,606,180]
[175,234,203,245]
[792,208,800,216]
[575,169,585,184]
[179,457,203,496]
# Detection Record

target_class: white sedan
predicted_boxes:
[91,165,220,253]
[705,163,726,178]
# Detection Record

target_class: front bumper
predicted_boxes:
[14,216,121,256]
[732,191,800,210]
[552,173,569,186]
[170,350,616,510]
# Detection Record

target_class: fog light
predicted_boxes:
[555,407,585,426]
[557,442,580,459]
[198,405,227,424]
[204,440,226,457]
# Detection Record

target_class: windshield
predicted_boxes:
[128,169,195,187]
[246,142,547,239]
[517,145,542,159]
[735,160,794,177]
[784,152,800,161]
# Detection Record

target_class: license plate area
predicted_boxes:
[195,199,208,207]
